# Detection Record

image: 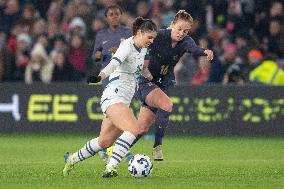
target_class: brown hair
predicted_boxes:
[132,17,157,35]
[172,10,193,26]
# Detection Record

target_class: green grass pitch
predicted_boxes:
[0,133,283,189]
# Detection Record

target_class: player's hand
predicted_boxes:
[204,49,214,61]
[147,74,153,81]
[109,47,118,54]
[87,75,101,84]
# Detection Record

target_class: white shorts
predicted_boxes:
[100,76,135,114]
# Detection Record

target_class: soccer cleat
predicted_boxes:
[102,165,118,178]
[153,145,164,161]
[62,152,74,176]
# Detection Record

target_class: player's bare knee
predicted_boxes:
[139,123,150,134]
[140,127,149,135]
[160,100,173,112]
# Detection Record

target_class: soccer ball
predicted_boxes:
[128,154,153,178]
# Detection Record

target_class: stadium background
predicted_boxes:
[0,0,284,189]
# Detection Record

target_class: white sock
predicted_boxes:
[71,137,102,165]
[107,131,136,168]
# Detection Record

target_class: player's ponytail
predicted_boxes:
[133,17,144,35]
[133,17,157,35]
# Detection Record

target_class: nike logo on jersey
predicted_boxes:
[102,40,108,45]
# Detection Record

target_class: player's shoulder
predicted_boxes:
[119,37,133,48]
[154,29,170,42]
[182,35,195,43]
[122,37,133,44]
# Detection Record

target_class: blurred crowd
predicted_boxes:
[0,0,283,85]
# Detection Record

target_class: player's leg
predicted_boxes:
[127,106,156,148]
[97,118,122,163]
[63,117,120,176]
[138,106,156,134]
[144,88,173,160]
[102,103,140,177]
[121,106,156,162]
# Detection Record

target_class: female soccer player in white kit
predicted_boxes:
[63,17,157,177]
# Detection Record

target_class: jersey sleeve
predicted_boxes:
[184,37,206,56]
[100,40,131,77]
[111,39,131,64]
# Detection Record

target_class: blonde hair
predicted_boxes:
[172,10,193,27]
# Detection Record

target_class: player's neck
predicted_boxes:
[109,25,120,32]
[171,41,178,48]
[133,36,143,49]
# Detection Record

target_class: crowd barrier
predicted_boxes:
[1,83,283,136]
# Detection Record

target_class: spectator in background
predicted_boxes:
[243,49,263,81]
[223,42,263,85]
[32,18,47,41]
[92,4,132,87]
[29,0,52,19]
[68,33,87,81]
[89,16,106,39]
[0,0,21,34]
[6,22,25,54]
[75,0,94,41]
[47,21,61,42]
[35,33,49,51]
[223,62,245,85]
[191,35,214,85]
[254,1,283,41]
[47,0,64,23]
[191,56,210,85]
[25,43,53,84]
[69,17,87,37]
[19,3,36,34]
[225,0,248,38]
[0,30,6,81]
[136,0,151,18]
[0,30,14,81]
[263,18,283,58]
[0,44,7,82]
[49,34,67,62]
[208,43,240,83]
[52,50,74,82]
[61,1,77,34]
[249,59,284,86]
[270,1,284,19]
[12,33,32,81]
[234,32,255,61]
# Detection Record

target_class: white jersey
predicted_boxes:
[100,37,147,113]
